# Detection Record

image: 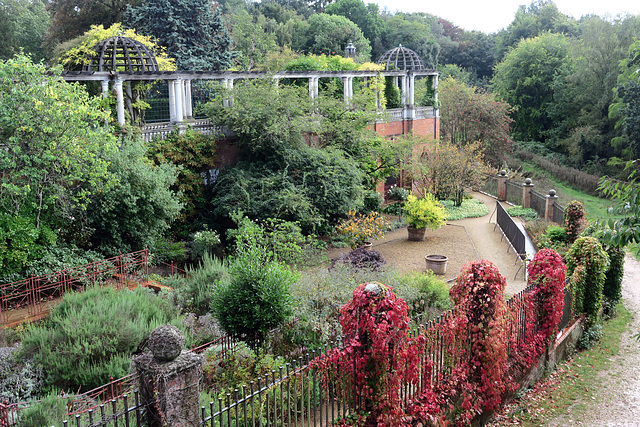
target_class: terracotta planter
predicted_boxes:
[425,255,448,275]
[407,226,426,241]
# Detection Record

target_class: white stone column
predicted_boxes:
[174,78,184,123]
[308,77,319,99]
[114,78,125,125]
[343,76,353,104]
[434,74,439,116]
[409,73,415,106]
[184,80,193,119]
[348,76,354,99]
[168,80,176,123]
[101,79,109,98]
[401,75,407,106]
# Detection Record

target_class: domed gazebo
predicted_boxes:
[82,36,159,73]
[377,44,424,71]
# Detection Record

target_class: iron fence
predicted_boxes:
[495,201,526,258]
[0,249,149,327]
[553,203,565,225]
[481,175,498,197]
[530,190,547,219]
[506,180,523,206]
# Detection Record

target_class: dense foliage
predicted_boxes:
[20,286,188,392]
[404,193,446,230]
[565,236,610,325]
[564,200,587,244]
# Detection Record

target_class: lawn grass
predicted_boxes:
[442,198,489,220]
[488,303,632,426]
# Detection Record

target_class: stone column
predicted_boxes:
[434,74,439,117]
[184,80,193,119]
[174,78,184,124]
[522,178,534,208]
[545,189,558,222]
[101,80,110,98]
[308,77,319,99]
[400,75,407,106]
[343,76,353,104]
[133,325,204,427]
[497,170,508,202]
[168,80,176,123]
[114,78,125,125]
[408,73,415,106]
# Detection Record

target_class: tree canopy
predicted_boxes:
[124,0,235,70]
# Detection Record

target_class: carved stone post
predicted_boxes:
[545,189,558,222]
[522,178,534,208]
[497,170,508,202]
[133,325,203,427]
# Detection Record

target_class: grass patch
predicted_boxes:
[488,303,632,426]
[442,199,489,221]
[506,205,538,221]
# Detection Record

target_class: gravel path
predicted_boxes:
[328,192,528,295]
[545,254,640,426]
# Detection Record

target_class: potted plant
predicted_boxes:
[336,211,392,249]
[404,193,446,241]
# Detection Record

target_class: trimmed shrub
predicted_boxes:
[211,242,296,345]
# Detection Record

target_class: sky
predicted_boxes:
[368,0,640,34]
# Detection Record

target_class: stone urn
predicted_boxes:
[425,254,448,275]
[407,226,427,241]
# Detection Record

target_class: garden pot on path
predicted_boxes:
[407,226,427,241]
[425,255,448,275]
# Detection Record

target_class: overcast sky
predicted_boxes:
[368,0,640,34]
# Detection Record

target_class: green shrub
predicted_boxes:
[150,237,188,264]
[171,253,230,315]
[190,228,221,261]
[227,213,326,267]
[211,242,297,345]
[21,286,189,392]
[0,214,56,277]
[566,236,610,326]
[395,271,452,324]
[18,392,68,427]
[0,344,43,403]
[564,200,587,243]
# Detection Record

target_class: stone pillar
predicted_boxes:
[101,80,110,98]
[343,76,353,104]
[545,189,558,222]
[168,80,176,123]
[184,80,193,119]
[522,178,534,208]
[400,75,407,106]
[114,78,125,125]
[434,74,439,117]
[497,170,508,202]
[408,73,415,106]
[133,325,203,427]
[175,78,184,124]
[308,77,319,99]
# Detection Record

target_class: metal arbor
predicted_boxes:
[82,36,160,73]
[377,44,424,71]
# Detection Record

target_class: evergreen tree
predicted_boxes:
[124,0,235,71]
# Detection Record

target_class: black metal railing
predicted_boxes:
[496,201,526,257]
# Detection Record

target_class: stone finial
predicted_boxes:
[364,282,382,295]
[525,178,532,185]
[500,170,507,176]
[148,325,185,362]
[549,189,557,197]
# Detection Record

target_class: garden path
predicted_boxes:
[544,254,640,426]
[327,191,528,296]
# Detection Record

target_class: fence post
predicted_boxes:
[497,170,508,201]
[545,189,558,222]
[522,178,534,208]
[133,325,203,427]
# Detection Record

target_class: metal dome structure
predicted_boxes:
[82,36,159,73]
[377,44,424,71]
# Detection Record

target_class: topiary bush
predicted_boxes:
[211,241,296,345]
[404,193,447,230]
[20,286,189,392]
[565,236,609,326]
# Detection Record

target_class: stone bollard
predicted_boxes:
[497,170,508,201]
[545,189,558,222]
[133,325,204,427]
[522,178,534,208]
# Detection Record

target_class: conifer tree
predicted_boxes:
[124,0,235,71]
